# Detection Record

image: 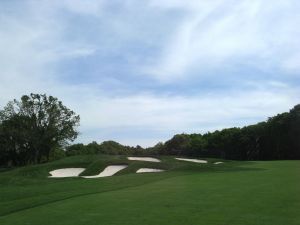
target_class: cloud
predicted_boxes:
[144,0,300,81]
[0,0,299,147]
[282,53,300,73]
[0,0,98,104]
[58,0,105,15]
[73,87,300,146]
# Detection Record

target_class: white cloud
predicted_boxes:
[148,0,223,11]
[0,1,98,105]
[0,0,299,147]
[282,53,300,72]
[79,91,298,129]
[28,0,105,16]
[59,0,105,15]
[144,0,300,81]
[72,87,300,146]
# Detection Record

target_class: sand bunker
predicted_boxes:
[214,162,224,164]
[175,158,207,163]
[127,157,161,162]
[82,165,128,178]
[49,168,85,178]
[136,168,164,173]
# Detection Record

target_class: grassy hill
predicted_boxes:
[0,155,299,225]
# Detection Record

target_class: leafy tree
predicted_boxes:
[147,142,164,155]
[65,143,86,156]
[0,93,80,166]
[289,105,300,158]
[49,147,66,161]
[189,134,209,157]
[99,141,130,155]
[86,141,101,154]
[163,134,191,155]
[155,104,300,160]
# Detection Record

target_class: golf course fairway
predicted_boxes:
[0,155,299,225]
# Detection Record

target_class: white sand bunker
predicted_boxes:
[136,168,164,173]
[127,157,161,162]
[214,162,224,164]
[49,168,85,178]
[175,158,207,163]
[83,165,127,178]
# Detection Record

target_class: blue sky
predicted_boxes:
[0,0,300,146]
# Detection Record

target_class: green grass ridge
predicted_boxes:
[0,155,299,225]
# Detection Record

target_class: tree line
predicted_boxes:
[0,93,299,167]
[64,104,300,160]
[65,141,145,156]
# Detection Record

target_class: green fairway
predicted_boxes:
[0,155,299,225]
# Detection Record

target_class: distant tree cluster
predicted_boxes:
[0,94,79,166]
[1,93,299,167]
[149,104,300,160]
[65,141,145,156]
[66,104,300,160]
[66,105,300,160]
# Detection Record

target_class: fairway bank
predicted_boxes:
[0,156,299,225]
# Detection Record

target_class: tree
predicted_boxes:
[189,134,209,157]
[0,114,33,166]
[65,143,86,156]
[163,134,191,155]
[99,141,130,155]
[289,105,300,158]
[0,93,80,166]
[155,104,299,160]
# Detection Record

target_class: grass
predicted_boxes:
[0,155,299,225]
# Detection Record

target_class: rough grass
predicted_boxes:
[0,155,299,225]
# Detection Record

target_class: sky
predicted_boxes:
[0,0,300,147]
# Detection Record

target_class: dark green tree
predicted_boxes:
[99,141,130,155]
[65,143,86,156]
[0,93,80,166]
[163,134,191,155]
